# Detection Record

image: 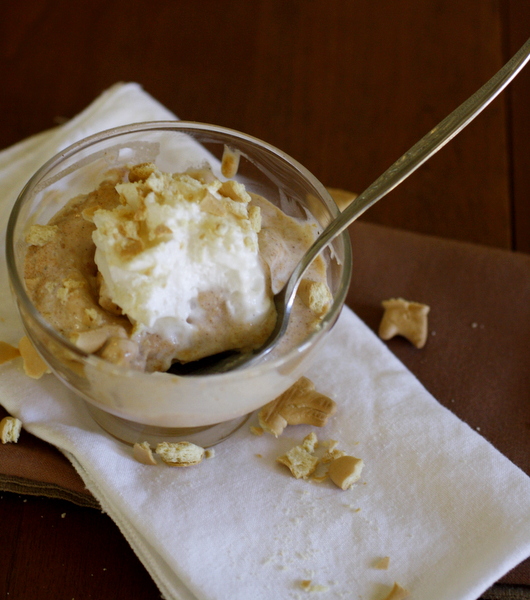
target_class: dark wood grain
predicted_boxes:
[1,1,529,599]
[0,491,160,599]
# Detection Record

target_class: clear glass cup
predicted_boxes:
[6,122,352,446]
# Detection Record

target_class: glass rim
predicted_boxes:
[6,120,353,380]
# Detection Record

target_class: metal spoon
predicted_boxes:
[192,37,530,375]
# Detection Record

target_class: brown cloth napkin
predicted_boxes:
[0,404,98,509]
[1,219,529,590]
[347,221,530,479]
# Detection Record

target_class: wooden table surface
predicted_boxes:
[1,1,529,598]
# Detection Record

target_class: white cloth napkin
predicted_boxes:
[1,83,530,600]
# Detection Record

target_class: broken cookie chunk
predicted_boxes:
[299,579,329,593]
[0,416,22,444]
[221,145,241,178]
[328,455,364,490]
[258,377,336,437]
[277,432,320,479]
[25,224,59,246]
[297,279,333,317]
[374,556,391,570]
[276,432,364,490]
[133,441,157,465]
[382,582,410,600]
[155,441,205,467]
[379,297,430,348]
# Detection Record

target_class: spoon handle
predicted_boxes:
[224,37,530,373]
[285,37,530,305]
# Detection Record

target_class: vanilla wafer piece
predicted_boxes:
[155,441,205,467]
[297,279,332,317]
[133,441,157,465]
[379,297,430,348]
[0,416,22,444]
[258,377,336,437]
[328,455,364,490]
[221,145,241,178]
[276,432,320,479]
[382,582,410,600]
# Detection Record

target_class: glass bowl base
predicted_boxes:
[86,403,251,448]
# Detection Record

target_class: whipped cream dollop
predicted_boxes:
[91,163,276,363]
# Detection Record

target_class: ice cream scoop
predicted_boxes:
[91,163,275,365]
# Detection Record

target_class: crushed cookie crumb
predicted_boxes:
[328,455,364,490]
[25,224,59,246]
[218,179,251,203]
[297,279,332,317]
[156,441,205,467]
[374,556,390,570]
[221,145,241,178]
[381,582,410,600]
[0,416,22,443]
[258,377,336,437]
[133,441,157,465]
[277,433,320,479]
[299,579,329,593]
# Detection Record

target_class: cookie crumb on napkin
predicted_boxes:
[133,441,157,465]
[156,441,205,467]
[328,455,364,490]
[379,297,430,348]
[319,439,346,464]
[277,432,364,490]
[299,579,329,592]
[0,416,22,443]
[277,432,320,479]
[374,556,390,570]
[259,377,336,437]
[382,582,410,600]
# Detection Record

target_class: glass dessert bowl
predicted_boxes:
[6,122,352,447]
